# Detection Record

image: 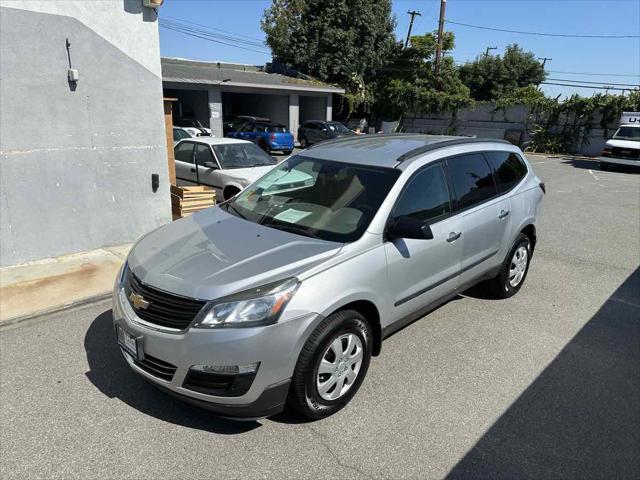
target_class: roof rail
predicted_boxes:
[395,137,511,164]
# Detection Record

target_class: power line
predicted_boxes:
[163,15,265,42]
[446,20,640,38]
[161,19,266,48]
[159,24,271,55]
[547,78,640,87]
[541,82,633,91]
[548,69,640,78]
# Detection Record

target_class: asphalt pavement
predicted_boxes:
[1,155,639,479]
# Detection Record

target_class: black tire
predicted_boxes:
[283,150,293,155]
[223,186,240,201]
[287,309,373,420]
[299,136,308,149]
[259,141,270,153]
[485,233,532,299]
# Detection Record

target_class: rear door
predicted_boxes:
[385,162,463,321]
[444,152,510,287]
[174,141,197,183]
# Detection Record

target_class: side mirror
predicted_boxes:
[387,216,433,240]
[203,161,218,169]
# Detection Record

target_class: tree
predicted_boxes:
[371,31,472,122]
[459,44,546,101]
[261,0,397,108]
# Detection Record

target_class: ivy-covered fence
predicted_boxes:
[403,89,640,155]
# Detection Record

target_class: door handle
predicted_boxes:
[499,209,510,219]
[447,231,462,242]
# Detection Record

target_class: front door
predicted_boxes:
[444,152,508,286]
[174,141,197,183]
[385,162,463,323]
[193,143,224,197]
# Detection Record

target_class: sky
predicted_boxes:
[159,0,640,99]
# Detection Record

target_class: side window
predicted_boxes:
[393,163,451,223]
[485,151,528,193]
[174,142,195,163]
[446,153,497,210]
[240,122,253,132]
[194,144,214,165]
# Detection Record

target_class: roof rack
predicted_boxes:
[395,137,511,164]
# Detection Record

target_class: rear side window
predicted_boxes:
[486,151,528,193]
[175,142,195,163]
[393,163,451,223]
[194,144,214,165]
[446,153,497,210]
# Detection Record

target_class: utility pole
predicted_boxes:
[404,10,422,48]
[483,46,497,59]
[536,57,552,86]
[434,0,447,79]
[537,57,552,68]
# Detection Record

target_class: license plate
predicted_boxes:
[116,324,139,358]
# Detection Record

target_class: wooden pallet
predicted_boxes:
[171,185,216,219]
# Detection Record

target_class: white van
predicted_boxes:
[600,112,640,170]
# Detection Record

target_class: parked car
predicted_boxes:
[172,126,195,146]
[223,116,270,136]
[177,118,212,137]
[298,120,357,148]
[226,118,294,154]
[599,112,640,170]
[113,134,544,420]
[174,137,277,201]
[346,117,368,134]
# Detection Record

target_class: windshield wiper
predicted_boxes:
[261,222,320,239]
[225,202,246,219]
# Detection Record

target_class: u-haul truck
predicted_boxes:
[600,112,640,170]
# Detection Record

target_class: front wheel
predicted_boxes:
[485,233,532,299]
[287,310,372,420]
[299,136,308,149]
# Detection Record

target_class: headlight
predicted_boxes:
[194,278,299,328]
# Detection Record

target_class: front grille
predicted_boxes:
[611,147,640,160]
[183,369,256,397]
[131,352,177,381]
[124,269,206,330]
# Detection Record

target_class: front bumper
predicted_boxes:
[112,285,321,418]
[599,156,640,167]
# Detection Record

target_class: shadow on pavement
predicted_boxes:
[446,267,640,479]
[84,310,260,435]
[561,157,639,174]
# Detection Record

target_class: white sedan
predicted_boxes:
[174,137,280,201]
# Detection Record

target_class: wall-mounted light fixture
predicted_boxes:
[142,0,164,8]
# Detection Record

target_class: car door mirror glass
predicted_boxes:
[388,216,434,240]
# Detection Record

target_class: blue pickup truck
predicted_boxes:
[225,117,295,154]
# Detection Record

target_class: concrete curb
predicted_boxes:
[0,292,112,331]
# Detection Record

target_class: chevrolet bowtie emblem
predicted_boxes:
[129,292,150,310]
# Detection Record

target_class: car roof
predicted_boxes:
[304,134,511,168]
[178,137,252,146]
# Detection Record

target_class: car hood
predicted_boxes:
[221,165,276,185]
[606,138,640,148]
[127,206,342,300]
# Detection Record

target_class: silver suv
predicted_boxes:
[112,135,545,420]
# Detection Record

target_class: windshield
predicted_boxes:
[212,143,276,169]
[327,122,352,134]
[613,126,640,140]
[224,156,400,242]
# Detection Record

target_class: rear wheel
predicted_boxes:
[485,233,532,299]
[287,310,372,420]
[299,136,308,149]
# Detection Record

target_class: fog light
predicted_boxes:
[192,362,259,375]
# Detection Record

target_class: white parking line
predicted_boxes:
[588,169,600,181]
